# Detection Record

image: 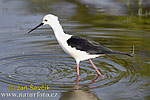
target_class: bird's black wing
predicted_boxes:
[67,35,116,54]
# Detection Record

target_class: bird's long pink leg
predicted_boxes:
[76,64,80,89]
[89,59,104,77]
[77,63,79,76]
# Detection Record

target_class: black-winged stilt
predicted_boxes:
[28,14,132,77]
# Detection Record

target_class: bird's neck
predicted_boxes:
[49,21,66,39]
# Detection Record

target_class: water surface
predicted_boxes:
[0,0,150,100]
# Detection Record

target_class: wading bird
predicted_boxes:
[28,14,132,77]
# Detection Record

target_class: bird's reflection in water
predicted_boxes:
[90,75,101,84]
[59,89,100,100]
[76,75,104,89]
[59,75,102,100]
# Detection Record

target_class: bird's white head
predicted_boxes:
[42,14,58,25]
[28,14,60,33]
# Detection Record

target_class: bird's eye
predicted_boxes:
[45,19,48,22]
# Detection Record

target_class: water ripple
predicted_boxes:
[0,54,132,90]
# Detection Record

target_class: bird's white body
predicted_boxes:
[46,16,100,63]
[58,37,100,63]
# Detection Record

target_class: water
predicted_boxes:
[0,0,150,100]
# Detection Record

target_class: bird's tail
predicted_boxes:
[111,51,133,57]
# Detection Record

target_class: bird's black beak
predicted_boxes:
[28,23,44,33]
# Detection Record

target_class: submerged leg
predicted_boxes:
[89,59,103,77]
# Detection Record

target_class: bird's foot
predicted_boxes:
[101,75,104,78]
[98,74,104,78]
